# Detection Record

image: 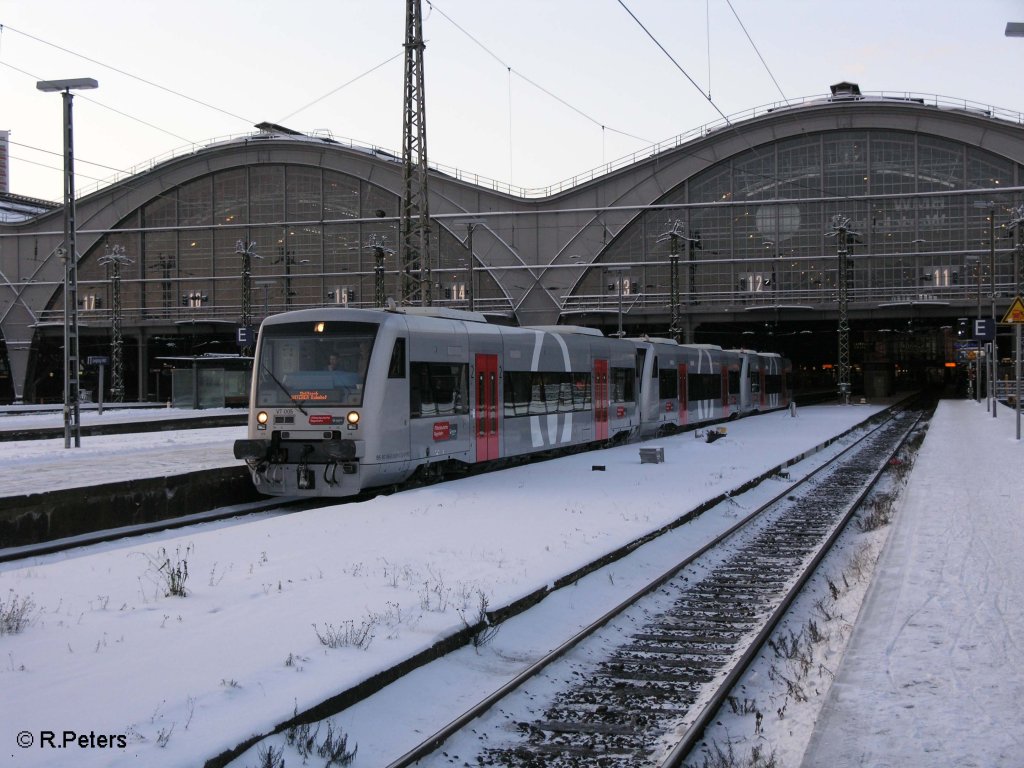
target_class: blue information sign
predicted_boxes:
[973,318,995,341]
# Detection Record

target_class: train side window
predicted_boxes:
[688,372,719,400]
[610,366,635,403]
[658,368,678,399]
[410,362,468,417]
[556,373,575,413]
[572,373,591,410]
[503,371,531,417]
[504,371,591,416]
[388,338,406,378]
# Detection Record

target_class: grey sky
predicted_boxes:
[2,0,1021,201]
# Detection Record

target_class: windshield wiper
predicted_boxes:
[261,362,308,416]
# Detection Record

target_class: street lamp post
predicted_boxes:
[37,77,98,448]
[182,291,208,409]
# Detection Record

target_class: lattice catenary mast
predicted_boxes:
[97,245,133,402]
[401,0,431,306]
[657,221,686,342]
[235,239,261,356]
[368,234,395,308]
[826,214,859,405]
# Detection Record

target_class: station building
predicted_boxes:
[1,82,1023,404]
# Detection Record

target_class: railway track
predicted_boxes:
[382,405,926,767]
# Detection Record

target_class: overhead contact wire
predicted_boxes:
[0,23,255,125]
[725,0,787,101]
[426,1,652,145]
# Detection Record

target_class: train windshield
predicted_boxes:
[254,321,378,408]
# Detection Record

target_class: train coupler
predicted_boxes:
[296,445,315,490]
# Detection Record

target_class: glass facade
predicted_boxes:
[570,129,1020,311]
[11,122,1023,404]
[67,165,504,326]
[59,131,1024,332]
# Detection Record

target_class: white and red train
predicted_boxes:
[233,306,791,497]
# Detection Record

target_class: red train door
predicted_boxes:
[678,363,688,426]
[475,354,499,462]
[594,358,609,441]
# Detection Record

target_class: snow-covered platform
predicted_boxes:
[0,409,253,547]
[0,405,245,441]
[800,399,1024,767]
[0,409,244,498]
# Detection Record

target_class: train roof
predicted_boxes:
[259,305,493,327]
[527,325,606,337]
[628,336,680,345]
[398,306,490,324]
[726,348,785,358]
[259,307,386,326]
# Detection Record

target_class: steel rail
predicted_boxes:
[660,408,925,766]
[0,496,321,565]
[384,401,923,768]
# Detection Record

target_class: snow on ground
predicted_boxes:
[687,399,1024,768]
[0,400,1019,768]
[798,400,1024,768]
[0,403,875,767]
[0,408,243,496]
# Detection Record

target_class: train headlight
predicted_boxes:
[257,411,269,425]
[346,411,360,426]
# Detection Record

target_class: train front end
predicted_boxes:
[233,309,395,497]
